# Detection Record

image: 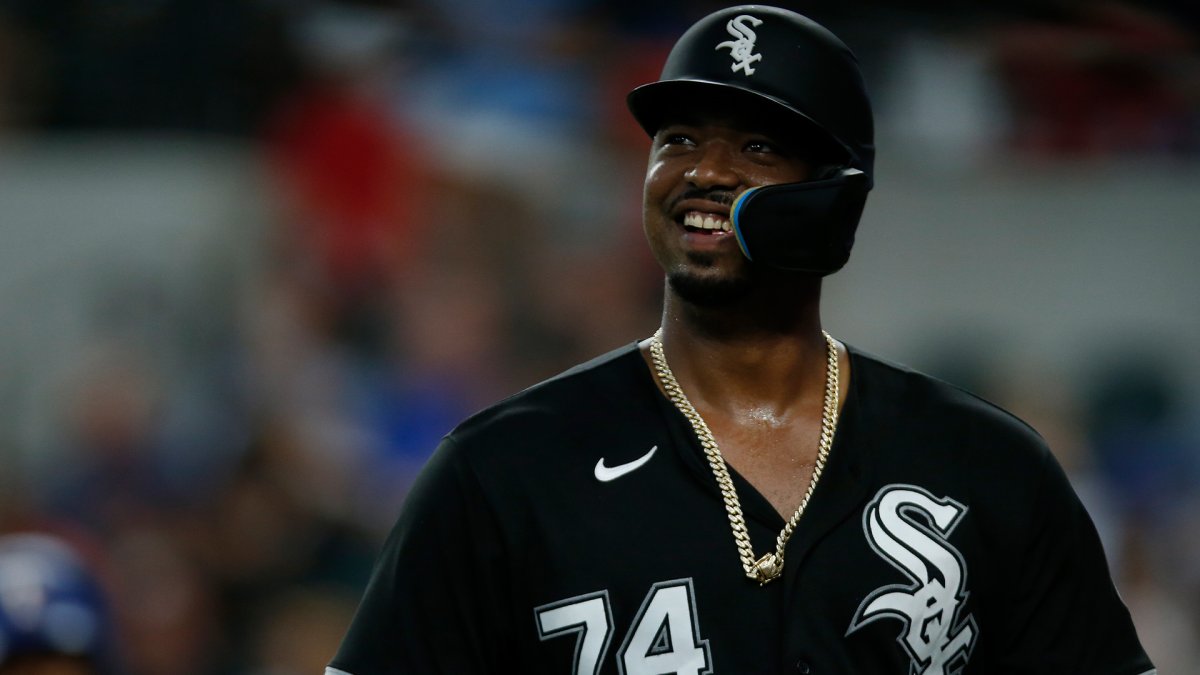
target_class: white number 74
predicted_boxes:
[534,578,713,675]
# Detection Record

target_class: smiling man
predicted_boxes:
[327,6,1155,674]
[642,112,818,306]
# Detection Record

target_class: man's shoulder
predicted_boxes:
[447,341,652,453]
[847,347,1063,524]
[850,346,1047,452]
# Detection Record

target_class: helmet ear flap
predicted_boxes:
[730,168,868,275]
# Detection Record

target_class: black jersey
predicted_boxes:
[328,343,1155,675]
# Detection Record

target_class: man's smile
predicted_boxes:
[682,211,733,233]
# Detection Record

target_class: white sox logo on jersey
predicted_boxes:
[847,485,978,675]
[715,15,763,75]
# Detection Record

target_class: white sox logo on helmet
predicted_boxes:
[848,485,978,675]
[715,15,763,75]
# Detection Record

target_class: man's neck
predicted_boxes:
[651,282,830,420]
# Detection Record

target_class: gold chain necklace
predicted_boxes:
[649,328,840,585]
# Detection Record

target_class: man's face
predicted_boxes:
[642,111,816,305]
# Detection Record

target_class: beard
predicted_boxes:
[666,252,759,307]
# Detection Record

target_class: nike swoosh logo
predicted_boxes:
[594,446,658,482]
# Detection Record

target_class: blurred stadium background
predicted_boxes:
[0,0,1197,673]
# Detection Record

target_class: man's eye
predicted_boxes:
[663,133,694,146]
[745,140,776,153]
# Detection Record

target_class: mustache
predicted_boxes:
[669,188,737,213]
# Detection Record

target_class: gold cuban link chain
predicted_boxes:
[649,328,840,585]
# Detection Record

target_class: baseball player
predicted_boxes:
[328,6,1154,673]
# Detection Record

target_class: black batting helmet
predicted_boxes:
[627,5,875,274]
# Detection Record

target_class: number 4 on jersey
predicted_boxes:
[535,578,713,675]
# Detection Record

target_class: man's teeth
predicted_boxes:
[683,212,732,232]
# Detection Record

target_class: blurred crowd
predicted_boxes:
[0,1,1198,674]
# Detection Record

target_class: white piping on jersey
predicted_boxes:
[325,668,353,675]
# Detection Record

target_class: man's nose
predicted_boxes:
[683,142,740,189]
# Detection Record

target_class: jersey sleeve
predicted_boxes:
[995,447,1154,674]
[328,435,513,675]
